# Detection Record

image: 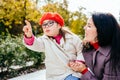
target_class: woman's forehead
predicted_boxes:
[87,18,93,24]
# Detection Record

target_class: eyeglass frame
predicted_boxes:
[41,20,57,28]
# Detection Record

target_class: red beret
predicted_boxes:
[40,12,64,27]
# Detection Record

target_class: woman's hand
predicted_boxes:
[23,20,33,38]
[68,60,87,73]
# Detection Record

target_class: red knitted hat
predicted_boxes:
[40,12,64,26]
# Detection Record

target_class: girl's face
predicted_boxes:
[42,20,61,36]
[84,18,98,43]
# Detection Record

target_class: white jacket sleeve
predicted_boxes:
[23,36,45,52]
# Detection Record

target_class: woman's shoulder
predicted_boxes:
[98,45,111,57]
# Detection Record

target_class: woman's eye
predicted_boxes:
[88,26,91,28]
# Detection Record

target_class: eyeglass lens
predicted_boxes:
[42,20,55,28]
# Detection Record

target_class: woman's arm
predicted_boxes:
[68,61,98,80]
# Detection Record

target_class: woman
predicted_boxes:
[23,12,84,80]
[69,12,120,80]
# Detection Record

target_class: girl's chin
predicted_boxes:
[46,34,53,36]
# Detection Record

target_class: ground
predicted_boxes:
[0,64,45,80]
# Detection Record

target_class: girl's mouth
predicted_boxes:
[46,30,50,32]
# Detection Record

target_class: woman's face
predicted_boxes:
[42,20,61,36]
[84,18,98,43]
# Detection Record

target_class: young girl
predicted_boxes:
[23,12,84,80]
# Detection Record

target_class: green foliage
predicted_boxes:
[69,10,88,37]
[0,0,41,35]
[0,35,45,73]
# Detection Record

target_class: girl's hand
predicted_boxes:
[23,20,33,38]
[68,60,87,73]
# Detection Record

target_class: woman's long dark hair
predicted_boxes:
[92,13,120,73]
